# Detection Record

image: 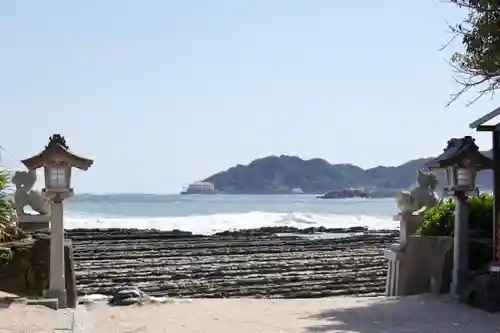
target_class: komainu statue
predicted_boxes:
[12,169,50,216]
[395,169,438,215]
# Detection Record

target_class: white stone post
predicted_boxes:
[47,197,67,308]
[384,212,424,296]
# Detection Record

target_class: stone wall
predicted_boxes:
[385,235,454,296]
[0,231,76,307]
[0,232,50,297]
[400,235,454,295]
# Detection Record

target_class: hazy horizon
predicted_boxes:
[2,1,500,194]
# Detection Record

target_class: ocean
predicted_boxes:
[63,194,399,234]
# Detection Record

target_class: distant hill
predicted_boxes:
[201,154,493,195]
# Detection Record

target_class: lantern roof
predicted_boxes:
[426,136,493,170]
[21,134,94,170]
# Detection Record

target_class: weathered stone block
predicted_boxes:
[461,273,500,313]
[386,235,453,296]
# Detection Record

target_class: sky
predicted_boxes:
[1,1,500,194]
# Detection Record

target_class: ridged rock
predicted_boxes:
[66,228,397,298]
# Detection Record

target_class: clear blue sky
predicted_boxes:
[1,1,500,193]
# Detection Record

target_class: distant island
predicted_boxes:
[317,189,370,199]
[186,154,493,196]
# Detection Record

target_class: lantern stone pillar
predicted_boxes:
[451,191,469,298]
[46,196,67,307]
[492,131,500,265]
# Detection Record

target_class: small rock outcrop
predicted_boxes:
[461,273,500,313]
[109,285,145,306]
[317,189,370,199]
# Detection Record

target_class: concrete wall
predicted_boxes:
[399,235,453,296]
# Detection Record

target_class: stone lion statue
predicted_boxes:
[395,169,438,215]
[12,170,50,216]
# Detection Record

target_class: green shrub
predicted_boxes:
[0,168,22,242]
[0,169,14,240]
[419,198,455,237]
[0,248,13,265]
[418,193,494,270]
[418,193,493,237]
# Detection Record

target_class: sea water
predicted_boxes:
[63,194,399,234]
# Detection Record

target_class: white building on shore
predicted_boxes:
[181,181,216,194]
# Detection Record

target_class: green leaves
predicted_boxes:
[0,169,10,189]
[0,168,15,242]
[419,197,455,236]
[418,193,493,237]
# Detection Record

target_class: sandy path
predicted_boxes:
[1,295,500,332]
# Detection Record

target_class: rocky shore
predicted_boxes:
[66,226,397,299]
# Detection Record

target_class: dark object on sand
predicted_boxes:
[109,286,144,306]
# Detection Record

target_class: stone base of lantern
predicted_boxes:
[46,288,67,309]
[18,214,50,232]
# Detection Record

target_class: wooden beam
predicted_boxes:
[476,125,497,132]
[470,105,500,128]
[493,131,500,261]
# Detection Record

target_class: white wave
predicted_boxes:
[64,211,397,235]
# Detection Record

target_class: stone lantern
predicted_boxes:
[21,134,93,198]
[428,136,491,194]
[21,134,93,308]
[427,136,493,298]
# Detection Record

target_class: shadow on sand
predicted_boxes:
[0,297,18,309]
[304,295,499,333]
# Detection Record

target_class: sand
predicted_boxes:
[1,295,499,333]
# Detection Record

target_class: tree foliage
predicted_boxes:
[0,164,25,242]
[446,0,500,105]
[0,168,15,241]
